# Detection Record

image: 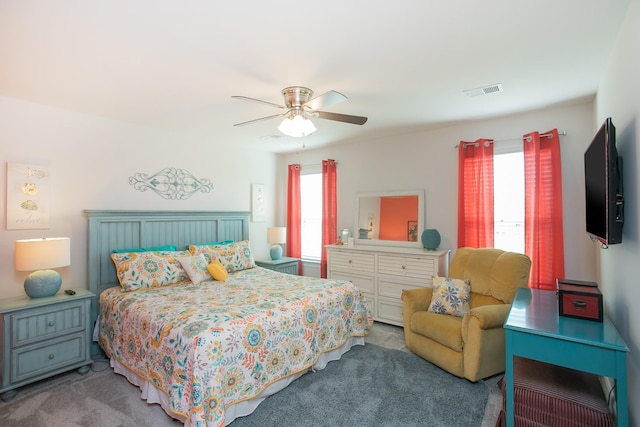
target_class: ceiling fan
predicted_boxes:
[232,86,368,137]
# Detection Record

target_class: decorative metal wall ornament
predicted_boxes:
[129,168,213,200]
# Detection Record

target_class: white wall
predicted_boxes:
[0,96,278,299]
[282,101,596,282]
[595,0,640,425]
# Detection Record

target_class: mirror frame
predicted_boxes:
[353,189,425,248]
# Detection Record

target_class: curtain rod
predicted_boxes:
[299,161,339,169]
[454,130,567,148]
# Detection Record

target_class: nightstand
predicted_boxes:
[0,288,94,401]
[255,257,300,275]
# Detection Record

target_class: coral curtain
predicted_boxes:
[286,164,302,274]
[523,129,565,289]
[321,159,337,278]
[457,139,494,248]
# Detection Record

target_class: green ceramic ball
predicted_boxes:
[24,269,62,298]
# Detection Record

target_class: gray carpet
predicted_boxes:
[231,344,489,426]
[0,343,490,427]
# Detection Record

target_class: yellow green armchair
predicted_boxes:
[401,247,531,382]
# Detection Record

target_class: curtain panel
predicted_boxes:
[321,159,337,278]
[524,129,565,289]
[457,139,495,248]
[286,164,302,274]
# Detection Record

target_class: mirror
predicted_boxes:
[354,190,425,248]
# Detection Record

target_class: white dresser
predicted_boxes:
[326,245,449,326]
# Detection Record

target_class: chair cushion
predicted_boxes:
[411,311,463,351]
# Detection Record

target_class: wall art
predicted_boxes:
[6,162,50,230]
[129,168,213,200]
[251,183,265,222]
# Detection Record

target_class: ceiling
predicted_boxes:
[0,1,631,153]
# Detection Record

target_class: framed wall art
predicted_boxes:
[251,183,265,222]
[6,162,50,230]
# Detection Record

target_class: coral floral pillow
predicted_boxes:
[428,277,471,317]
[111,250,191,292]
[190,240,255,272]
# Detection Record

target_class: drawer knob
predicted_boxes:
[48,321,55,327]
[48,353,55,360]
[401,265,406,270]
[348,260,352,263]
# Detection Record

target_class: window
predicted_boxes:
[300,171,322,260]
[493,141,524,253]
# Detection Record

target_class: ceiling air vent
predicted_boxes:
[464,83,503,97]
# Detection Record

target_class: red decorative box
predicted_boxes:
[556,279,603,322]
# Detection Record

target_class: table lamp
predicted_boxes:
[15,237,71,298]
[267,227,286,260]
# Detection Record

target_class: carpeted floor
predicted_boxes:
[231,343,489,426]
[0,322,502,426]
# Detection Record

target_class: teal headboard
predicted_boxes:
[83,210,250,355]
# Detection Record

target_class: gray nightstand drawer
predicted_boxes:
[11,300,85,347]
[11,333,86,383]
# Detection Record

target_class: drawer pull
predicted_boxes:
[573,300,587,309]
[48,321,55,327]
[401,265,406,270]
[348,260,352,263]
[49,353,55,360]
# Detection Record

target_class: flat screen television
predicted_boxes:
[584,117,624,246]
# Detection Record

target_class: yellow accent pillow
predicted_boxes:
[207,260,228,281]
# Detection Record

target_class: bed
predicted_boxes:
[85,210,373,426]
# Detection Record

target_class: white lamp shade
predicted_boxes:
[15,237,71,271]
[277,115,317,138]
[267,227,287,244]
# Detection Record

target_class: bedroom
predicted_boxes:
[0,1,639,426]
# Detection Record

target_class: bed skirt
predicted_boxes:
[109,336,365,426]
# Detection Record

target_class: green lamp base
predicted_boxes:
[24,269,62,298]
[270,244,283,260]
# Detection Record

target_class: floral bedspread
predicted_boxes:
[98,267,373,426]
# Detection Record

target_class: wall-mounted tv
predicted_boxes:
[584,117,624,246]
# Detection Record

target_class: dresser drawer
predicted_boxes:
[11,333,86,383]
[378,278,428,300]
[11,300,86,348]
[377,298,403,325]
[330,271,375,294]
[377,255,436,280]
[329,251,375,273]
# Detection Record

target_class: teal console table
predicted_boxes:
[504,288,628,427]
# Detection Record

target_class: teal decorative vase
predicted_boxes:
[270,244,283,260]
[24,269,62,298]
[421,229,441,250]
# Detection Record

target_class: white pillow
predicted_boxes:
[178,254,213,285]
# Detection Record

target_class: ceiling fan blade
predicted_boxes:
[315,111,368,125]
[233,113,285,127]
[305,90,347,111]
[231,95,284,109]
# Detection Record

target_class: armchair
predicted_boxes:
[401,247,531,382]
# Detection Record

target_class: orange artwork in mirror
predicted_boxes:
[379,196,419,241]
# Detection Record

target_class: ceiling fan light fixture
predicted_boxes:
[277,114,317,138]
